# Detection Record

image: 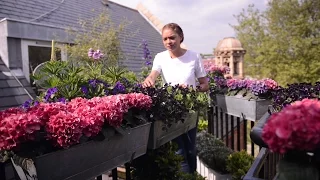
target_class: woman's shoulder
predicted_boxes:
[184,50,201,59]
[156,50,169,57]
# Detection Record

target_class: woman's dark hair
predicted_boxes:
[162,23,184,43]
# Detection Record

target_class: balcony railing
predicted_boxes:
[207,105,258,156]
[207,105,282,180]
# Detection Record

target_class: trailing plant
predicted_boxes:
[271,82,320,112]
[226,150,254,180]
[131,84,207,130]
[196,131,233,174]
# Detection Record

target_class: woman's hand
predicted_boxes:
[142,76,155,87]
[142,70,160,88]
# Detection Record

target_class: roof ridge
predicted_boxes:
[108,0,139,12]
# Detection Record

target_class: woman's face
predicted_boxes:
[162,28,182,52]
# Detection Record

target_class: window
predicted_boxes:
[234,62,239,75]
[28,46,61,74]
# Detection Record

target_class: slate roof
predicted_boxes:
[0,0,165,73]
[0,58,36,110]
[0,0,165,110]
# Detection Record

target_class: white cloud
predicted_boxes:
[111,0,266,54]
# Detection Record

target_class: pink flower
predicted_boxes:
[0,93,153,150]
[262,78,278,90]
[262,98,320,153]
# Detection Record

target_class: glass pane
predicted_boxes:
[28,46,61,73]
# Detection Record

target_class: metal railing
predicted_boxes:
[207,105,257,156]
[243,148,282,180]
[207,105,282,180]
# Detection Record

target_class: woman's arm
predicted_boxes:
[142,70,160,87]
[197,77,209,92]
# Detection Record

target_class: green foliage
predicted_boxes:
[65,11,131,66]
[179,172,207,180]
[103,66,129,84]
[196,132,233,174]
[132,142,206,180]
[232,1,320,86]
[32,61,85,99]
[226,150,254,180]
[197,118,208,132]
[132,143,183,180]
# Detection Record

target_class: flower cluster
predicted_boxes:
[214,78,278,99]
[0,93,152,150]
[43,87,58,102]
[142,39,152,65]
[203,61,229,75]
[88,48,104,60]
[272,82,320,111]
[262,98,320,154]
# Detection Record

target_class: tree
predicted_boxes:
[232,0,320,86]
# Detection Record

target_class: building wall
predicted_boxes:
[7,37,22,68]
[0,20,9,67]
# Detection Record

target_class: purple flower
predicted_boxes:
[88,48,104,60]
[21,99,32,109]
[88,48,94,57]
[93,50,103,60]
[81,86,89,95]
[250,81,268,96]
[214,76,227,88]
[88,79,98,88]
[33,101,39,106]
[44,87,58,102]
[142,39,152,62]
[112,81,126,94]
[145,61,152,66]
[58,97,66,103]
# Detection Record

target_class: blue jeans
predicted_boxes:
[172,126,198,174]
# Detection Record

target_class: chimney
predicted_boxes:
[101,0,109,6]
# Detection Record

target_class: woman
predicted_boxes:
[143,23,209,173]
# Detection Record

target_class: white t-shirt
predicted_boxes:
[151,50,207,88]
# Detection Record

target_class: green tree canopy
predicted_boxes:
[232,0,320,86]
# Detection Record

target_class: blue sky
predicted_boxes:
[111,0,267,54]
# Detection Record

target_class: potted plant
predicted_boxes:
[262,98,320,179]
[0,93,152,180]
[131,84,207,149]
[0,48,156,180]
[196,131,233,179]
[212,77,278,121]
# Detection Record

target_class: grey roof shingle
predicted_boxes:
[0,59,36,110]
[0,0,165,110]
[0,0,165,73]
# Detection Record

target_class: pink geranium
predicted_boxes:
[262,98,320,154]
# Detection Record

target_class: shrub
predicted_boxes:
[226,150,254,180]
[132,143,183,180]
[197,118,208,132]
[196,132,233,174]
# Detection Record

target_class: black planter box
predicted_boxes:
[147,113,198,149]
[5,123,151,180]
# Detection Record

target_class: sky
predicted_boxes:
[110,0,268,54]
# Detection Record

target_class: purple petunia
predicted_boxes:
[44,87,58,102]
